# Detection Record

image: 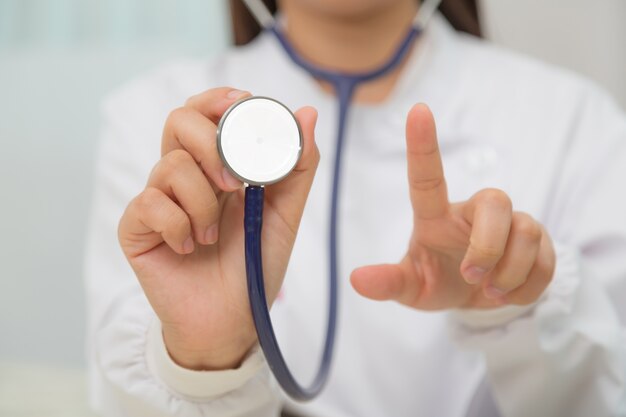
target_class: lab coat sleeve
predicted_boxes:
[84,73,282,417]
[448,86,626,416]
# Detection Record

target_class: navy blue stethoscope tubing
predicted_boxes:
[243,24,423,401]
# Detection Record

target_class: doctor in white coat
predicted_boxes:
[85,0,626,416]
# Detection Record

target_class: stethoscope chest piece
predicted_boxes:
[216,95,335,401]
[217,96,302,186]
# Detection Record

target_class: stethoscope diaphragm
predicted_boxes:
[217,96,303,186]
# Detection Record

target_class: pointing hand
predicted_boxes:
[351,104,555,310]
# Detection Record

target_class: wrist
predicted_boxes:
[146,320,267,399]
[451,302,539,330]
[162,325,257,371]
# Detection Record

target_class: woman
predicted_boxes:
[85,0,626,416]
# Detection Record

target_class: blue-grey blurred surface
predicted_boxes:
[0,1,229,413]
[0,0,229,367]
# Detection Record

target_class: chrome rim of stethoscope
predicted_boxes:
[216,96,303,186]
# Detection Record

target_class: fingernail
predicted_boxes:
[204,224,218,244]
[183,236,194,254]
[222,167,242,189]
[484,285,507,299]
[227,89,247,100]
[464,266,487,284]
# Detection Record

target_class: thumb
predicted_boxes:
[351,259,418,304]
[265,106,320,231]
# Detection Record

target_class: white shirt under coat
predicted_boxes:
[85,15,626,417]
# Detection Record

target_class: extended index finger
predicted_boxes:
[406,103,449,220]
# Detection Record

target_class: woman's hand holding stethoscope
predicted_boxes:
[351,104,556,310]
[118,87,320,370]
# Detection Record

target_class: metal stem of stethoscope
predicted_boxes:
[240,0,442,401]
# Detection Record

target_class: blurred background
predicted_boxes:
[0,1,230,415]
[0,0,624,415]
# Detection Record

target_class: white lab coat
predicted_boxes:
[85,15,626,417]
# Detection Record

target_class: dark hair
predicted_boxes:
[229,0,481,46]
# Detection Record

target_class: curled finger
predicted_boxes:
[120,187,193,257]
[148,149,220,245]
[502,228,555,305]
[460,188,513,284]
[482,212,542,299]
[162,107,242,192]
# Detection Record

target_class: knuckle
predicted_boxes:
[184,87,231,108]
[163,149,194,171]
[136,187,162,211]
[537,270,553,288]
[535,257,555,286]
[165,209,189,233]
[513,213,542,241]
[189,194,219,222]
[184,94,199,108]
[408,141,439,157]
[206,194,220,215]
[166,106,191,127]
[470,241,504,260]
[508,281,542,305]
[410,176,444,192]
[476,188,512,210]
[495,274,528,291]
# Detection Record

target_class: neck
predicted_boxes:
[279,1,419,103]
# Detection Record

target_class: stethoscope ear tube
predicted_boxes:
[244,185,336,400]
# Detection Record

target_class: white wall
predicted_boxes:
[480,0,626,109]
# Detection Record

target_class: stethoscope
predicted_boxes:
[216,0,443,401]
